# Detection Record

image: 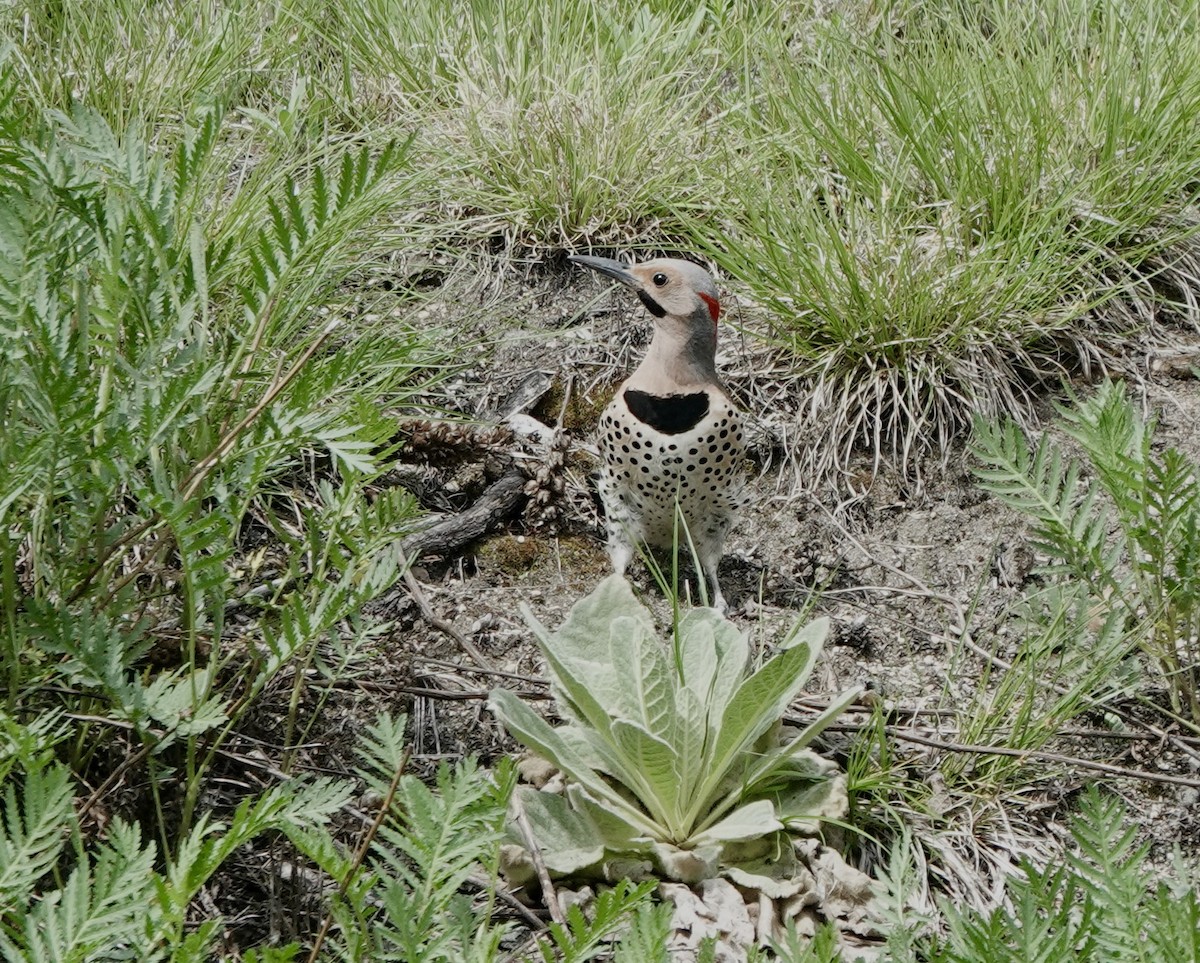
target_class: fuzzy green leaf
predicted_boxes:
[608,614,674,738]
[677,614,720,702]
[671,686,708,807]
[514,787,606,876]
[566,783,653,854]
[522,582,630,733]
[695,619,828,820]
[682,608,750,723]
[504,581,852,880]
[489,688,658,836]
[741,686,861,794]
[651,841,721,884]
[610,720,680,831]
[689,799,782,848]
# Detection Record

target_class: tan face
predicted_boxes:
[568,254,721,327]
[625,259,721,325]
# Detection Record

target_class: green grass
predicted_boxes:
[337,0,731,245]
[696,0,1200,479]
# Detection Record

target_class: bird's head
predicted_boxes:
[568,255,721,333]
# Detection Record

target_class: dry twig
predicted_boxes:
[803,711,1200,790]
[883,725,1200,790]
[402,566,496,671]
[511,793,565,927]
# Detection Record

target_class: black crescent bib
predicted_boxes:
[623,388,710,435]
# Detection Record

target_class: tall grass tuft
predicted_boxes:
[695,0,1200,481]
[338,0,732,246]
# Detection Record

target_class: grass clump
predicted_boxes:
[339,0,731,246]
[841,380,1200,914]
[697,0,1200,481]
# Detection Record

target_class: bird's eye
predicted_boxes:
[652,273,669,287]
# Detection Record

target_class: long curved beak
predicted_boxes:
[568,254,639,288]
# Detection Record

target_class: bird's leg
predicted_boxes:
[704,564,728,615]
[606,531,634,578]
[695,545,728,613]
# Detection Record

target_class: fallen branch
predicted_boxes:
[468,873,546,931]
[401,467,528,560]
[882,725,1200,791]
[395,466,530,669]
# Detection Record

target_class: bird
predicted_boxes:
[569,254,745,612]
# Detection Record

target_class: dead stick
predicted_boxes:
[411,655,547,686]
[402,567,496,671]
[184,321,340,499]
[468,872,546,931]
[555,374,573,430]
[804,714,1200,790]
[512,793,565,927]
[78,740,156,822]
[400,467,528,560]
[885,726,1200,790]
[403,684,548,701]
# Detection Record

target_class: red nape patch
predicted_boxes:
[699,292,721,325]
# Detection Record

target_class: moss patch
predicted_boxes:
[533,378,615,434]
[475,533,608,579]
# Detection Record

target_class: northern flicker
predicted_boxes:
[570,254,745,612]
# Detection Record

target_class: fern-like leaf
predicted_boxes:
[937,860,1089,962]
[970,415,1119,590]
[1066,788,1153,961]
[0,762,73,909]
[1144,882,1200,963]
[536,879,657,963]
[923,787,1199,962]
[12,817,158,963]
[301,714,517,960]
[611,902,673,963]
